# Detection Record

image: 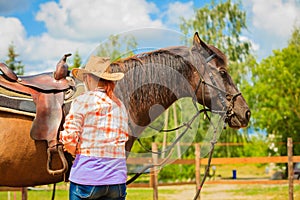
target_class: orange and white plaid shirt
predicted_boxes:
[60,88,129,158]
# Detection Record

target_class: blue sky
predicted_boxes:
[0,0,300,73]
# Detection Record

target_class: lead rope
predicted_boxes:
[136,108,209,155]
[127,52,232,200]
[51,183,56,200]
[126,108,207,185]
[192,53,226,199]
[192,115,224,200]
[126,148,175,185]
[193,140,216,200]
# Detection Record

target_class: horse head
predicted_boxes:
[190,32,250,128]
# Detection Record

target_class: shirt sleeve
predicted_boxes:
[60,98,84,147]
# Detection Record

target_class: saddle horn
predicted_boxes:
[0,63,18,81]
[54,53,72,80]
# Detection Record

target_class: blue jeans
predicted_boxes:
[69,182,127,200]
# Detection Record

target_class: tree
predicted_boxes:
[245,27,300,156]
[69,35,137,71]
[179,0,256,157]
[70,51,82,70]
[5,43,24,75]
[180,0,252,83]
[96,34,137,61]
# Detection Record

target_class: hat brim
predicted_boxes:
[72,68,124,81]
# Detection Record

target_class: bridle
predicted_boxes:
[191,52,242,199]
[126,51,242,199]
[192,52,242,125]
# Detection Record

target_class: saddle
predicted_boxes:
[0,53,76,176]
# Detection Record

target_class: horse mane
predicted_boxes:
[109,47,196,126]
[107,44,227,126]
[110,46,194,81]
[110,47,192,71]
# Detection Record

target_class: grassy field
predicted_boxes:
[1,184,299,200]
[1,164,298,200]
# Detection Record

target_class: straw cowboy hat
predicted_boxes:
[72,55,124,81]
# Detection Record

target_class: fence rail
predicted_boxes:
[1,139,299,200]
[128,138,298,200]
[127,156,300,165]
[0,187,27,200]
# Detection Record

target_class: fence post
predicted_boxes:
[150,142,158,200]
[195,143,201,200]
[172,104,181,158]
[21,187,27,200]
[287,138,294,200]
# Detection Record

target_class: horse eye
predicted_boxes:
[220,70,227,77]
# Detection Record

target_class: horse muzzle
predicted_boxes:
[226,109,251,129]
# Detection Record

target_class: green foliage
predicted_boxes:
[159,164,195,182]
[242,134,269,157]
[69,51,82,70]
[179,0,256,157]
[96,34,138,61]
[5,43,24,75]
[180,0,252,81]
[245,27,300,155]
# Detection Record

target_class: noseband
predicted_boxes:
[192,53,241,124]
[126,52,242,190]
[191,52,242,200]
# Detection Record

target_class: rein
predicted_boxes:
[192,52,241,199]
[126,52,240,200]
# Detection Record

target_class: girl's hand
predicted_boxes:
[63,144,76,157]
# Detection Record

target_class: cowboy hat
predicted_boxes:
[72,55,124,81]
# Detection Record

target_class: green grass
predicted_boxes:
[207,163,269,178]
[0,189,67,200]
[231,184,300,199]
[237,185,289,195]
[0,188,165,200]
[1,184,299,200]
[0,164,298,199]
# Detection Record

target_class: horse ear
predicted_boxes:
[193,32,201,45]
[193,32,212,53]
[193,32,202,47]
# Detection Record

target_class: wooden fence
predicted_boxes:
[126,138,299,200]
[1,138,299,200]
[0,187,27,200]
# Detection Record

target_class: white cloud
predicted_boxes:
[164,1,194,25]
[35,0,163,41]
[0,16,95,74]
[22,34,96,73]
[0,0,172,74]
[0,17,26,59]
[250,0,300,37]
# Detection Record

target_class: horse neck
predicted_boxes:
[113,49,197,134]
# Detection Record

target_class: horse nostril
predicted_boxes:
[245,110,251,121]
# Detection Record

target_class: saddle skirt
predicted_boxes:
[0,73,77,146]
[0,56,81,149]
[0,54,82,176]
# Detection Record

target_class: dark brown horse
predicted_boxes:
[0,33,250,187]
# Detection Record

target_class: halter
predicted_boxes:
[191,52,242,199]
[126,51,242,198]
[192,52,242,124]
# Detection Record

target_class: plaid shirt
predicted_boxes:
[60,88,129,158]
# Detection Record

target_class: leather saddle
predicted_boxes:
[0,53,76,176]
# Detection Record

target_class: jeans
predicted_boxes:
[69,182,127,200]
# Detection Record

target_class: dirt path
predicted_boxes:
[159,184,244,200]
[158,183,296,200]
